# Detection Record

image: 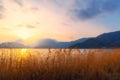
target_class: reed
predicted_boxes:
[0,49,120,80]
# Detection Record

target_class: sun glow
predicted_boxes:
[14,28,32,39]
[20,49,29,58]
[21,49,27,54]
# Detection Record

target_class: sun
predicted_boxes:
[21,49,27,54]
[14,27,32,39]
[20,49,29,58]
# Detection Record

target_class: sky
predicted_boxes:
[0,0,120,45]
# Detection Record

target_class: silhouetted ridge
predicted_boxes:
[70,31,120,48]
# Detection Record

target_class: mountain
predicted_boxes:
[35,38,88,48]
[2,30,120,48]
[0,38,88,48]
[0,42,27,48]
[70,31,120,48]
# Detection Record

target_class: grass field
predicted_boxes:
[0,48,120,80]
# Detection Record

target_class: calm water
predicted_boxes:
[0,48,115,64]
[0,48,113,58]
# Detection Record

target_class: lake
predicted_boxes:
[0,48,114,61]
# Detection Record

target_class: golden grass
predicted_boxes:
[0,48,120,80]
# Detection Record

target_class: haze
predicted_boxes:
[0,0,120,45]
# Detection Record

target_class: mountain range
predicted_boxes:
[70,31,120,48]
[35,38,88,48]
[0,30,120,48]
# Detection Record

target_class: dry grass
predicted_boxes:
[0,48,120,80]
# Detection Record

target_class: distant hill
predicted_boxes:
[70,31,120,48]
[0,38,88,48]
[1,31,120,48]
[0,42,27,48]
[35,38,88,48]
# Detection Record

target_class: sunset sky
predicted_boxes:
[0,0,120,45]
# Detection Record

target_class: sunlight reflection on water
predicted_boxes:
[0,48,114,60]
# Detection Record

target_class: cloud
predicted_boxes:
[37,0,120,20]
[27,25,36,29]
[0,0,109,43]
[17,24,36,29]
[0,5,3,11]
[72,0,120,20]
[14,0,23,7]
[0,27,11,30]
[0,1,4,19]
[15,39,23,43]
[31,7,39,11]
